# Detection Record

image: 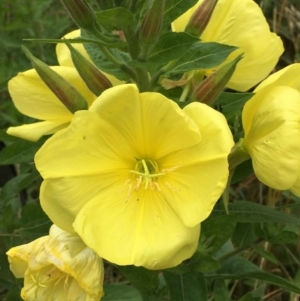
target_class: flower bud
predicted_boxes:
[192,54,242,105]
[139,0,166,45]
[65,40,112,96]
[61,0,99,32]
[22,46,88,113]
[185,0,218,37]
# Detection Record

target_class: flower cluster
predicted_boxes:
[6,0,299,299]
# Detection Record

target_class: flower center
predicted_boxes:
[120,159,181,202]
[130,159,165,190]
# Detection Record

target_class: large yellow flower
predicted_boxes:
[35,84,234,269]
[6,224,104,301]
[172,0,283,92]
[242,64,300,194]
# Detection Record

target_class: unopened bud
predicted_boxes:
[22,46,88,113]
[185,0,218,37]
[61,0,99,32]
[139,0,165,45]
[65,40,112,96]
[192,54,242,105]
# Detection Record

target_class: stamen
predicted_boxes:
[125,183,133,202]
[120,179,131,193]
[121,159,179,201]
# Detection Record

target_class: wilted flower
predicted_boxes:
[35,84,234,269]
[6,224,104,301]
[241,64,300,194]
[172,0,283,92]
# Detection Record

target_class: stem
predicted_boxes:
[140,42,151,61]
[151,60,178,87]
[97,45,137,81]
[222,169,235,214]
[179,81,191,102]
[135,68,151,92]
[228,139,251,171]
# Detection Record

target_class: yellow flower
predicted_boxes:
[7,29,123,142]
[6,224,104,301]
[241,64,300,194]
[172,0,283,92]
[35,84,234,269]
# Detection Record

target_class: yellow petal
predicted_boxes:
[90,84,202,158]
[255,63,300,92]
[56,29,125,86]
[40,172,128,233]
[158,103,234,226]
[45,225,104,298]
[6,236,49,277]
[243,86,300,189]
[8,66,96,122]
[7,121,69,141]
[73,183,200,270]
[35,110,135,179]
[172,0,283,91]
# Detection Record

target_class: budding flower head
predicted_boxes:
[22,46,88,113]
[192,54,242,105]
[65,40,112,96]
[139,0,166,45]
[185,0,218,37]
[61,0,99,32]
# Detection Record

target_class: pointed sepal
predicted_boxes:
[65,40,112,96]
[192,54,242,105]
[185,0,218,37]
[22,46,88,113]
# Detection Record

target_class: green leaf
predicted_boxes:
[259,223,299,244]
[165,42,236,76]
[215,92,254,120]
[117,265,159,297]
[251,244,279,265]
[231,160,253,184]
[0,138,46,165]
[213,279,230,301]
[163,271,207,301]
[0,130,20,143]
[95,8,137,31]
[147,32,198,65]
[19,203,51,239]
[1,170,40,202]
[211,257,300,294]
[193,255,220,273]
[214,201,300,225]
[163,0,198,29]
[83,31,131,81]
[238,284,266,301]
[211,271,300,295]
[232,223,258,248]
[218,255,260,275]
[200,214,237,254]
[102,283,143,301]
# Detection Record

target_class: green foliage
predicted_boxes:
[1,0,300,301]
